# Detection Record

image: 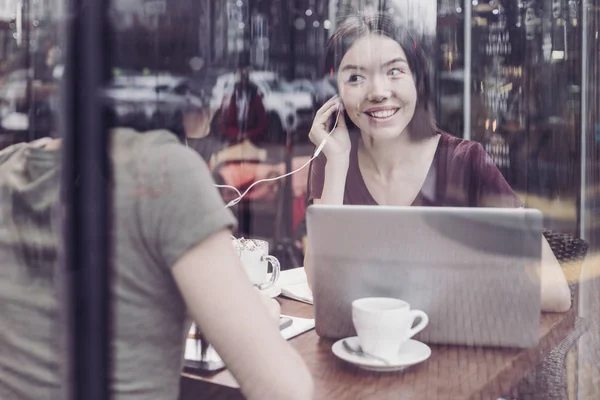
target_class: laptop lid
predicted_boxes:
[306,205,543,348]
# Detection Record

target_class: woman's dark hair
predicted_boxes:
[323,11,436,138]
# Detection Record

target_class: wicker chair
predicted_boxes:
[503,230,589,400]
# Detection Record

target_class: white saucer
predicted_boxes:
[332,336,431,372]
[260,285,281,298]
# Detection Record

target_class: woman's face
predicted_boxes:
[337,34,417,140]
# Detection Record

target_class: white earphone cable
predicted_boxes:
[214,183,242,199]
[185,107,341,209]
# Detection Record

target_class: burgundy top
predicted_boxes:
[307,131,523,208]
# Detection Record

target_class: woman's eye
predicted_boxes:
[388,68,404,77]
[348,74,365,83]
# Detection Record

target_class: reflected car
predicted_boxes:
[0,69,28,105]
[289,77,337,109]
[210,71,314,142]
[103,74,203,133]
[0,69,58,137]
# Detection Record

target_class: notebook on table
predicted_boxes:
[277,267,313,304]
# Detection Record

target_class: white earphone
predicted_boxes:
[209,106,342,208]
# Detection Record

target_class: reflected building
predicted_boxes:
[0,0,63,71]
[195,0,329,78]
[0,0,16,64]
[435,0,586,235]
[109,0,437,79]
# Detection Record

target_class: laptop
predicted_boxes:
[306,205,543,348]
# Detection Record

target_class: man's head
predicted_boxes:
[237,67,251,89]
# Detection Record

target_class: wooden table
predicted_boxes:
[180,299,577,400]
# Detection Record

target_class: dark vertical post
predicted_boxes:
[284,0,297,233]
[244,0,255,62]
[275,0,300,268]
[23,0,34,142]
[209,0,215,64]
[62,0,112,398]
[288,0,297,81]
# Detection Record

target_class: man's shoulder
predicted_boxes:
[110,128,185,163]
[110,128,211,186]
[0,142,31,167]
[110,128,180,151]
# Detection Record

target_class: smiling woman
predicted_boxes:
[322,13,435,142]
[304,11,571,313]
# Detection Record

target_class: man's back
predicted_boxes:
[0,129,235,399]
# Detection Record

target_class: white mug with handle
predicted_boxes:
[352,297,429,362]
[233,238,281,290]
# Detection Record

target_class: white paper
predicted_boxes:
[280,315,316,340]
[277,267,313,304]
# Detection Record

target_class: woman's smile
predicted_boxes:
[363,106,401,121]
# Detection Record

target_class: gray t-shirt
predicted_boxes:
[0,129,236,399]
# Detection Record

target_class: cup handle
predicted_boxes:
[407,310,429,339]
[259,255,280,290]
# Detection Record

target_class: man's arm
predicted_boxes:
[172,229,314,400]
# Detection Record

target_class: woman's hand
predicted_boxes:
[173,229,313,400]
[308,96,351,159]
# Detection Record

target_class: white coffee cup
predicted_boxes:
[232,238,280,290]
[352,297,429,362]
